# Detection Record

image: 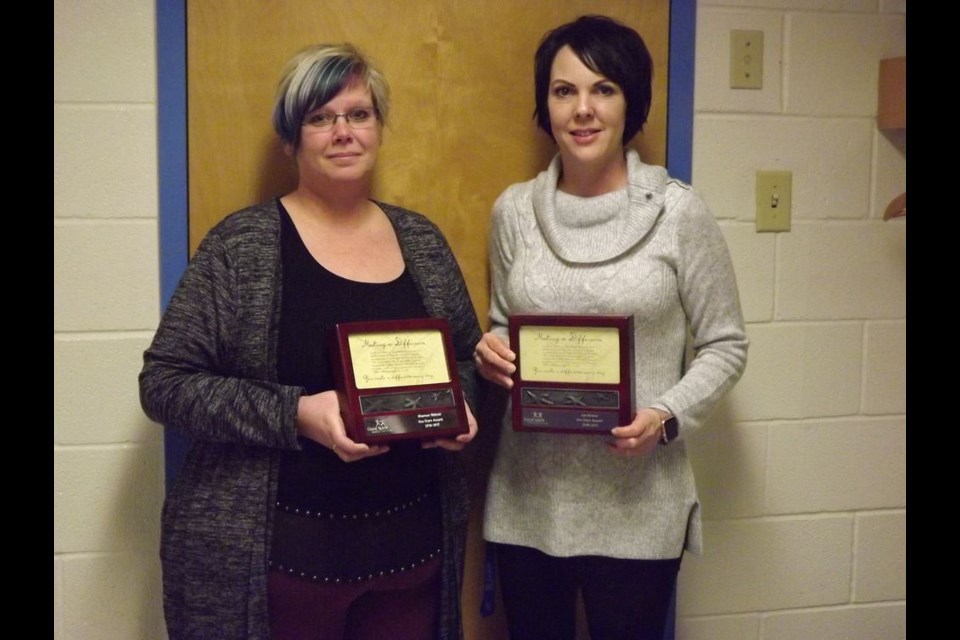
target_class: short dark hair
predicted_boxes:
[533,15,653,144]
[272,43,390,151]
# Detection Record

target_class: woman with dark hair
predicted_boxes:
[140,43,481,639]
[474,16,748,639]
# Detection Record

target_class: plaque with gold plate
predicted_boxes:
[329,318,469,444]
[508,314,635,434]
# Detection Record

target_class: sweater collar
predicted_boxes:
[532,150,669,263]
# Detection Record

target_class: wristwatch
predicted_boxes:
[659,413,679,445]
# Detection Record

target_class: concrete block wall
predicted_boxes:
[678,1,906,639]
[53,0,166,638]
[52,0,905,637]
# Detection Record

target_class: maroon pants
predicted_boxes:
[268,556,441,640]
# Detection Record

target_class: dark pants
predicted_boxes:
[268,556,441,640]
[494,543,681,640]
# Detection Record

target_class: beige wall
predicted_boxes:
[54,0,165,638]
[53,0,906,638]
[679,1,906,638]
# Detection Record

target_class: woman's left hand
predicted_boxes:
[422,401,478,452]
[607,407,665,457]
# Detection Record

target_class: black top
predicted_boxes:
[271,201,442,581]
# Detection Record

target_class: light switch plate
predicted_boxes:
[756,171,791,232]
[731,30,764,89]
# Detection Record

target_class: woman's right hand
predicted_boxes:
[296,390,389,462]
[474,332,516,389]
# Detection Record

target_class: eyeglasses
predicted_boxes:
[301,107,378,131]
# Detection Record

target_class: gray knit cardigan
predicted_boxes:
[139,200,481,639]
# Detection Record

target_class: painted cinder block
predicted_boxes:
[677,613,760,640]
[698,1,877,11]
[777,223,906,320]
[862,321,906,415]
[761,603,906,640]
[786,13,906,117]
[53,0,156,103]
[724,323,862,421]
[53,220,160,332]
[688,422,767,520]
[677,517,853,615]
[54,105,158,220]
[854,511,906,602]
[54,334,160,445]
[692,117,873,222]
[54,558,63,640]
[765,417,906,513]
[694,9,782,115]
[60,551,166,640]
[879,0,907,13]
[53,445,163,553]
[719,223,775,324]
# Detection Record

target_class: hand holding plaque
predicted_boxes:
[509,314,636,434]
[329,318,470,444]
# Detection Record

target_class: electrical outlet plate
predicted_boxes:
[756,171,791,232]
[731,30,764,89]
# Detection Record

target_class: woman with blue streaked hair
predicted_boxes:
[140,43,481,639]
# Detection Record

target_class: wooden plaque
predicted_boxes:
[509,314,636,435]
[330,318,468,444]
